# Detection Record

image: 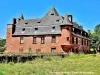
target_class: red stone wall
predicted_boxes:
[6,25,90,53]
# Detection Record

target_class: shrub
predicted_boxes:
[43,56,52,61]
[9,62,14,65]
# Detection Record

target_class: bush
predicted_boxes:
[9,62,14,65]
[43,56,52,61]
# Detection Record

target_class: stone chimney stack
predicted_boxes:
[68,15,72,22]
[12,18,16,24]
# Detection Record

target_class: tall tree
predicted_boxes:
[89,24,100,52]
[0,39,6,52]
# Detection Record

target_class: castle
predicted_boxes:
[6,6,90,53]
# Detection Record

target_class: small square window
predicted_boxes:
[52,26,55,29]
[25,22,28,24]
[67,37,69,41]
[67,28,69,30]
[37,21,41,23]
[22,28,25,31]
[51,13,54,15]
[35,28,38,31]
[56,20,59,22]
[52,36,56,43]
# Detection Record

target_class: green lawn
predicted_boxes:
[0,54,99,75]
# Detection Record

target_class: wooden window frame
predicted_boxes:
[41,37,45,44]
[52,36,56,43]
[33,37,37,44]
[20,37,24,44]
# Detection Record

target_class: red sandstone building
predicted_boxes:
[6,6,90,53]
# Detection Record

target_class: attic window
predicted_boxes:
[52,26,55,29]
[25,22,28,24]
[51,13,54,15]
[37,21,41,23]
[35,28,38,31]
[22,28,25,31]
[56,20,59,22]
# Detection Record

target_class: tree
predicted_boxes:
[0,38,6,52]
[89,24,100,53]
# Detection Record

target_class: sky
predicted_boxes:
[0,0,100,39]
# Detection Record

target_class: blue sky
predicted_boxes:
[0,0,100,39]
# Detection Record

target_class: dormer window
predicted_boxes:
[35,28,38,31]
[37,21,41,23]
[22,28,25,31]
[25,22,28,24]
[56,20,59,22]
[51,13,54,15]
[72,28,74,32]
[52,26,55,29]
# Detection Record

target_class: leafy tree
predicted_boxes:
[0,38,6,52]
[89,24,100,53]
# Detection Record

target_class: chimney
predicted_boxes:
[12,18,16,24]
[68,15,72,22]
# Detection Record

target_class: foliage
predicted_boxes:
[0,38,6,52]
[0,54,99,75]
[88,24,100,52]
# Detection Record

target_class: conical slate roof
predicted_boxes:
[44,5,59,17]
[20,13,24,20]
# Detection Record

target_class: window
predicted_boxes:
[72,28,74,32]
[52,26,55,29]
[56,20,59,22]
[37,21,41,23]
[76,37,78,44]
[41,37,45,44]
[72,37,74,44]
[52,36,56,43]
[51,13,54,15]
[35,28,38,31]
[22,28,25,31]
[67,28,69,30]
[20,37,24,44]
[25,22,28,24]
[67,37,69,41]
[33,37,36,44]
[82,39,84,45]
[51,48,56,53]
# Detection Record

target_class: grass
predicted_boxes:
[0,54,99,75]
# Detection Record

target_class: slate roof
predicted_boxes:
[12,6,84,36]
